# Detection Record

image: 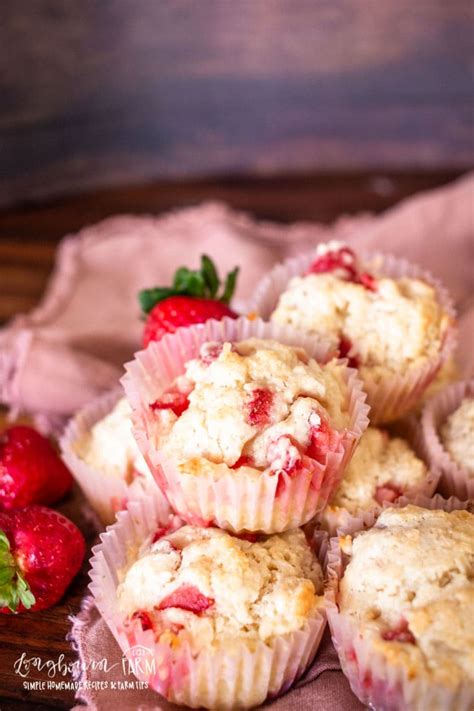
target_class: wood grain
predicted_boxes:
[0,1,472,207]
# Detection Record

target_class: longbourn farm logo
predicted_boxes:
[13,647,153,692]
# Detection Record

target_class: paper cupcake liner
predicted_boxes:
[248,249,457,424]
[89,491,328,709]
[420,379,474,500]
[60,387,157,526]
[122,316,370,533]
[325,495,473,711]
[318,418,442,537]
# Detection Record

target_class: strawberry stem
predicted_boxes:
[0,530,35,612]
[139,255,239,314]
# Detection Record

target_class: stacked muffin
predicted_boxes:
[101,318,369,708]
[63,241,473,709]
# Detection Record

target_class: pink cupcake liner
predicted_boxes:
[325,495,473,711]
[60,387,157,526]
[122,316,370,533]
[89,490,329,709]
[318,418,442,537]
[421,379,474,500]
[248,249,457,424]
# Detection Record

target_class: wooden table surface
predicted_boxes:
[0,170,464,710]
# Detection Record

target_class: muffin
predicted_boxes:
[326,505,474,710]
[74,397,149,481]
[421,379,474,500]
[250,242,456,423]
[320,427,436,535]
[61,389,154,525]
[90,492,328,709]
[440,398,474,475]
[123,317,369,533]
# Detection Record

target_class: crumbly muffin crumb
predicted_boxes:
[74,398,149,482]
[327,427,427,512]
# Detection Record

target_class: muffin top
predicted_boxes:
[271,242,450,379]
[118,525,323,650]
[339,506,474,687]
[74,397,149,482]
[151,338,350,479]
[440,397,474,476]
[327,427,427,513]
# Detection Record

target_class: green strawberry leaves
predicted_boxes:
[139,255,239,314]
[0,530,35,612]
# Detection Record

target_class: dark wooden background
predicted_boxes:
[1,1,473,208]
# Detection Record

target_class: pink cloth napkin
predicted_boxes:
[1,172,473,434]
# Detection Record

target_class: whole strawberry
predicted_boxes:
[140,255,239,347]
[0,426,73,511]
[0,505,85,613]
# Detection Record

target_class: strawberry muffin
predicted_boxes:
[440,397,474,476]
[61,391,153,525]
[320,427,434,535]
[124,322,369,533]
[73,397,149,482]
[327,506,474,710]
[421,379,474,500]
[253,242,455,422]
[91,490,328,709]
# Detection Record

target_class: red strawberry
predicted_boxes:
[382,619,415,644]
[338,337,360,369]
[308,244,377,292]
[0,505,85,613]
[246,387,274,427]
[150,388,190,417]
[230,454,255,469]
[130,609,154,631]
[139,255,239,347]
[157,585,214,614]
[375,483,403,505]
[0,426,73,511]
[306,414,339,463]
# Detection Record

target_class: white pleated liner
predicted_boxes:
[60,387,157,526]
[420,379,474,501]
[325,495,473,711]
[248,250,457,424]
[122,316,370,534]
[318,416,442,537]
[89,491,329,709]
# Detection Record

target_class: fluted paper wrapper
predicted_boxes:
[318,418,441,537]
[325,495,473,711]
[60,388,157,526]
[420,379,474,500]
[249,250,457,424]
[89,491,328,709]
[122,317,370,533]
